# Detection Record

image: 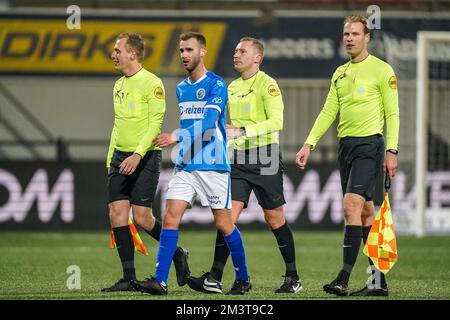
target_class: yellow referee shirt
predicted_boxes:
[106,68,166,167]
[228,70,284,150]
[305,54,400,151]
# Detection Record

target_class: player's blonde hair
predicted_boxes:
[117,32,145,62]
[344,15,370,34]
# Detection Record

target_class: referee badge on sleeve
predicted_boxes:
[388,76,397,90]
[268,84,281,96]
[154,86,165,99]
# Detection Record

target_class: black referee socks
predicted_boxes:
[336,225,362,285]
[272,222,299,279]
[146,219,162,241]
[112,225,136,281]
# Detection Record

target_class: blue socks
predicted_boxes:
[154,229,178,284]
[224,227,249,281]
[154,227,249,285]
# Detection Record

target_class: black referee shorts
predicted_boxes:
[107,149,161,207]
[338,134,384,201]
[231,144,286,210]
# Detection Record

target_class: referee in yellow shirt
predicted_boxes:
[102,33,189,292]
[296,15,399,297]
[188,37,302,294]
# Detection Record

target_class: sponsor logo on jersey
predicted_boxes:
[179,101,207,120]
[211,97,222,104]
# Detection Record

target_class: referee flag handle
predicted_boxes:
[384,171,391,192]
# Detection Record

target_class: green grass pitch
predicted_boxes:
[0,230,449,300]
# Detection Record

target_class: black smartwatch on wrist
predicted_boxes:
[386,149,398,155]
[239,127,246,137]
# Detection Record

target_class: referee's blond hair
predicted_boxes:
[117,32,145,62]
[344,15,370,34]
[240,37,264,55]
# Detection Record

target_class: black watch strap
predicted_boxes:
[386,149,398,155]
[239,127,246,137]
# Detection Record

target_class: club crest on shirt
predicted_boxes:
[389,76,398,89]
[154,86,164,99]
[268,84,280,96]
[197,88,206,99]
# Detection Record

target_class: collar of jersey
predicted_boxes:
[242,70,261,82]
[187,73,207,85]
[124,67,144,78]
[350,53,371,64]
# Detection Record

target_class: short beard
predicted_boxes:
[186,57,200,74]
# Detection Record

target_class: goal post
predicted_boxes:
[416,31,450,237]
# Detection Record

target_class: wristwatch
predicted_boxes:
[239,127,246,137]
[386,149,398,155]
